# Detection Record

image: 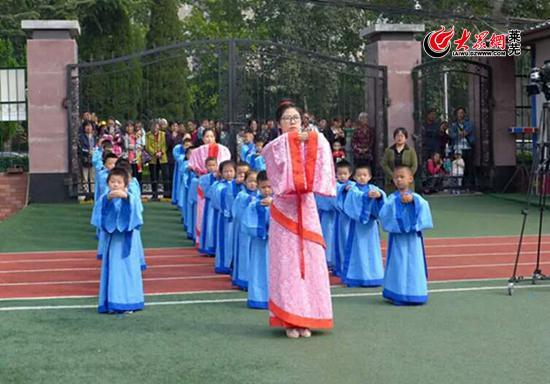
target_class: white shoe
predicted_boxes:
[286,328,300,339]
[299,328,311,338]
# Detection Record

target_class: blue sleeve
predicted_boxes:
[254,155,266,171]
[232,193,254,221]
[242,201,269,239]
[413,193,434,231]
[210,183,222,210]
[379,194,402,233]
[92,148,103,172]
[343,186,364,221]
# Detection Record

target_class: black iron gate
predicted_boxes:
[412,59,492,190]
[67,39,387,196]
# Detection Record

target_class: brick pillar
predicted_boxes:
[361,24,425,144]
[21,20,80,202]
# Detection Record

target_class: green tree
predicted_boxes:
[143,0,192,121]
[77,0,143,119]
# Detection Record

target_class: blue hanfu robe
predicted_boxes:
[315,193,337,269]
[211,180,241,274]
[91,167,110,240]
[94,191,144,313]
[342,183,386,287]
[333,180,355,277]
[187,174,199,241]
[92,147,103,173]
[171,144,185,205]
[240,142,255,162]
[379,191,433,305]
[242,200,270,309]
[176,159,188,214]
[248,153,266,172]
[231,188,258,289]
[198,173,218,255]
[129,178,146,271]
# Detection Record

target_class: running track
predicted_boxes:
[0,235,549,299]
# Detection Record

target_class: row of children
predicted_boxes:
[175,133,433,306]
[316,160,433,304]
[172,142,272,309]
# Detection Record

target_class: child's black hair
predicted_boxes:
[244,170,258,181]
[237,161,250,169]
[354,164,372,175]
[103,152,118,164]
[205,156,217,166]
[335,159,352,173]
[219,160,237,174]
[115,158,132,175]
[393,165,413,175]
[107,167,129,186]
[102,140,113,151]
[254,136,266,144]
[257,170,269,183]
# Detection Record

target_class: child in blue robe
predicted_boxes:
[93,152,118,203]
[333,160,355,277]
[93,168,144,314]
[247,137,267,171]
[379,166,433,305]
[115,158,147,271]
[243,171,271,309]
[187,172,199,241]
[231,171,257,289]
[91,152,118,241]
[342,164,386,287]
[198,157,218,256]
[171,144,185,205]
[240,129,256,162]
[177,141,193,221]
[315,192,337,269]
[211,160,239,274]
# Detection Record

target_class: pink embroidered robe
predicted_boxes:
[188,143,231,246]
[263,131,336,329]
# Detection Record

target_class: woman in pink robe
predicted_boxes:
[263,100,336,338]
[188,129,231,248]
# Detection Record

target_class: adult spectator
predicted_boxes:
[351,112,375,167]
[382,127,418,192]
[449,107,475,188]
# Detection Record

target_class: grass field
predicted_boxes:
[1,194,550,384]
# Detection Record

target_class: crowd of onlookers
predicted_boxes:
[78,105,476,198]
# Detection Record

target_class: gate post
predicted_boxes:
[361,24,424,144]
[21,20,80,202]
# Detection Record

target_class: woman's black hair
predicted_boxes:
[393,127,408,139]
[275,99,303,123]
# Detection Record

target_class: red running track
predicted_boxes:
[1,236,550,299]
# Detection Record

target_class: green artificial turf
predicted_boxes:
[0,201,192,252]
[1,281,549,384]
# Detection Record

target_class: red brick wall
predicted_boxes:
[0,173,28,221]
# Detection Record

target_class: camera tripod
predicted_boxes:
[508,102,550,295]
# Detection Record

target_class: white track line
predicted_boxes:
[0,259,542,287]
[1,238,549,257]
[0,263,212,274]
[0,284,547,312]
[1,249,546,267]
[0,246,193,255]
[0,274,228,287]
[0,254,205,264]
[430,261,550,269]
